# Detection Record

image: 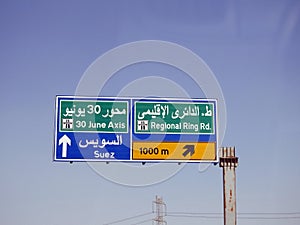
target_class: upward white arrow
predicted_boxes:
[59,134,71,158]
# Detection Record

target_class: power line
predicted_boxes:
[131,218,153,225]
[104,211,300,225]
[238,216,300,220]
[167,214,223,219]
[238,212,300,215]
[103,212,153,225]
[167,211,223,215]
[166,211,300,220]
[103,196,300,225]
[167,211,300,215]
[167,214,300,220]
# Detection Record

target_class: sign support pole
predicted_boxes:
[219,147,238,225]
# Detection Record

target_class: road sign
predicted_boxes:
[54,96,131,161]
[54,96,217,162]
[132,99,217,162]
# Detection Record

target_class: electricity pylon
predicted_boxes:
[153,196,167,225]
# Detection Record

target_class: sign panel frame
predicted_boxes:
[54,96,218,163]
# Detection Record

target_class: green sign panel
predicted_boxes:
[60,100,128,133]
[134,101,215,134]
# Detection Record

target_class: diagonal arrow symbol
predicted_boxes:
[59,134,71,158]
[182,145,195,157]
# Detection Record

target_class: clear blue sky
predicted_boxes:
[1,1,300,225]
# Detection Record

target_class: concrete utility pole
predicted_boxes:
[219,147,239,225]
[153,196,167,225]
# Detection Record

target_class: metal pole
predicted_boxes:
[219,147,238,225]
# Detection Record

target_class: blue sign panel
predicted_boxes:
[54,96,131,161]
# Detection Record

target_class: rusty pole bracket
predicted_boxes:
[219,147,238,225]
